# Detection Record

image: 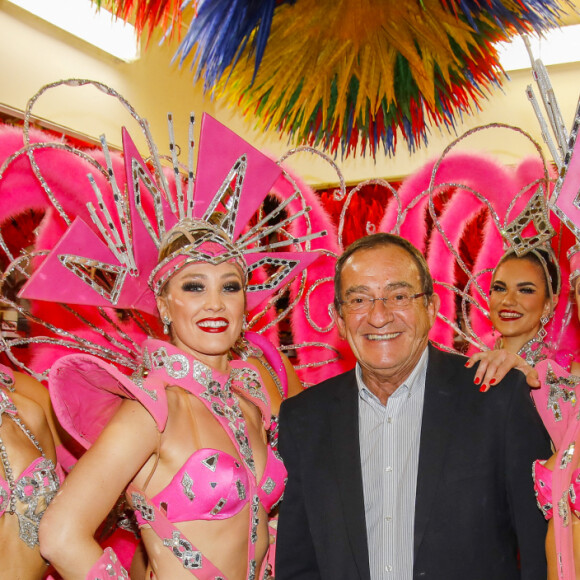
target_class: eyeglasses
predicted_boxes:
[339,291,430,313]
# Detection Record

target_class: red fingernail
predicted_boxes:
[464,361,470,367]
[474,377,480,385]
[480,384,488,392]
[490,378,496,385]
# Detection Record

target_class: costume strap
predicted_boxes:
[0,363,15,392]
[246,331,288,399]
[85,547,128,579]
[127,483,226,579]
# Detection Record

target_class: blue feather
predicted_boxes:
[174,0,295,90]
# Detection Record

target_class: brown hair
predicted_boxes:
[494,249,560,298]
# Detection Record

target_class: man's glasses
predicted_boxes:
[339,291,430,313]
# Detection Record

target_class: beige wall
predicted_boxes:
[1,0,579,187]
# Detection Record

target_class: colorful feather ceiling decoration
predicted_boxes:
[95,0,570,158]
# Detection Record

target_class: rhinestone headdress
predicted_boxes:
[499,188,560,299]
[19,113,326,314]
[524,36,580,288]
[551,103,580,286]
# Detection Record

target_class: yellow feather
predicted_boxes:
[211,0,518,140]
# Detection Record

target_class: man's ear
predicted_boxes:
[427,292,440,328]
[330,303,347,339]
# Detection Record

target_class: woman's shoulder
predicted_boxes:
[6,388,47,428]
[4,388,56,459]
[48,350,171,450]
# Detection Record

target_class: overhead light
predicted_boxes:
[5,0,140,62]
[497,25,580,72]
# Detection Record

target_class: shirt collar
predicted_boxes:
[356,346,429,402]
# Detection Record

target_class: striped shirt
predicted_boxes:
[356,348,428,580]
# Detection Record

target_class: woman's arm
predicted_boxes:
[280,352,303,399]
[39,398,159,579]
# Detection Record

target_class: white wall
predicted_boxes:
[1,0,579,187]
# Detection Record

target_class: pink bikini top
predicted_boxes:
[0,456,61,519]
[533,460,580,520]
[129,334,288,526]
[126,341,287,528]
[134,445,286,526]
[0,367,63,549]
[532,359,580,523]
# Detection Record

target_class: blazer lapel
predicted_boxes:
[330,370,371,580]
[413,344,462,559]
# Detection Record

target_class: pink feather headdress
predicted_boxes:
[19,113,326,315]
[550,95,580,287]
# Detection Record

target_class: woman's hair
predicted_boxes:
[494,248,560,298]
[158,211,227,262]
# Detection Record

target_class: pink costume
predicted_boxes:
[0,363,63,550]
[532,359,580,579]
[49,339,287,579]
[8,101,324,579]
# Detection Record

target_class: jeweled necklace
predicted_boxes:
[150,345,258,477]
[194,360,257,477]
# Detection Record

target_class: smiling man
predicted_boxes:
[276,233,551,580]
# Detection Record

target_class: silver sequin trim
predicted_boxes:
[181,472,195,501]
[261,477,275,495]
[163,530,202,569]
[210,498,227,516]
[561,442,576,470]
[131,492,155,522]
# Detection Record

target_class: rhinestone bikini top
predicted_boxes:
[0,386,62,548]
[131,343,286,526]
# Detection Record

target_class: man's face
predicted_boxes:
[333,245,439,389]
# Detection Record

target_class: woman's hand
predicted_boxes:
[465,349,540,392]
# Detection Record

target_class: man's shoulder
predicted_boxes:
[427,344,528,396]
[427,344,465,366]
[283,368,356,409]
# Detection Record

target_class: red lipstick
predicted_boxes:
[197,317,229,333]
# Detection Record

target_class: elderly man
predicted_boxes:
[276,233,550,580]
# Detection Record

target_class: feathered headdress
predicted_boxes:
[0,79,327,380]
[19,113,326,315]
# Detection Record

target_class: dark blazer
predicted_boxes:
[276,344,552,580]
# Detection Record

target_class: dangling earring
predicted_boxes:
[233,315,251,360]
[162,316,171,335]
[538,315,549,341]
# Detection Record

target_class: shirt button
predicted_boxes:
[385,466,393,472]
[385,515,392,522]
[387,417,393,424]
[386,565,393,572]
